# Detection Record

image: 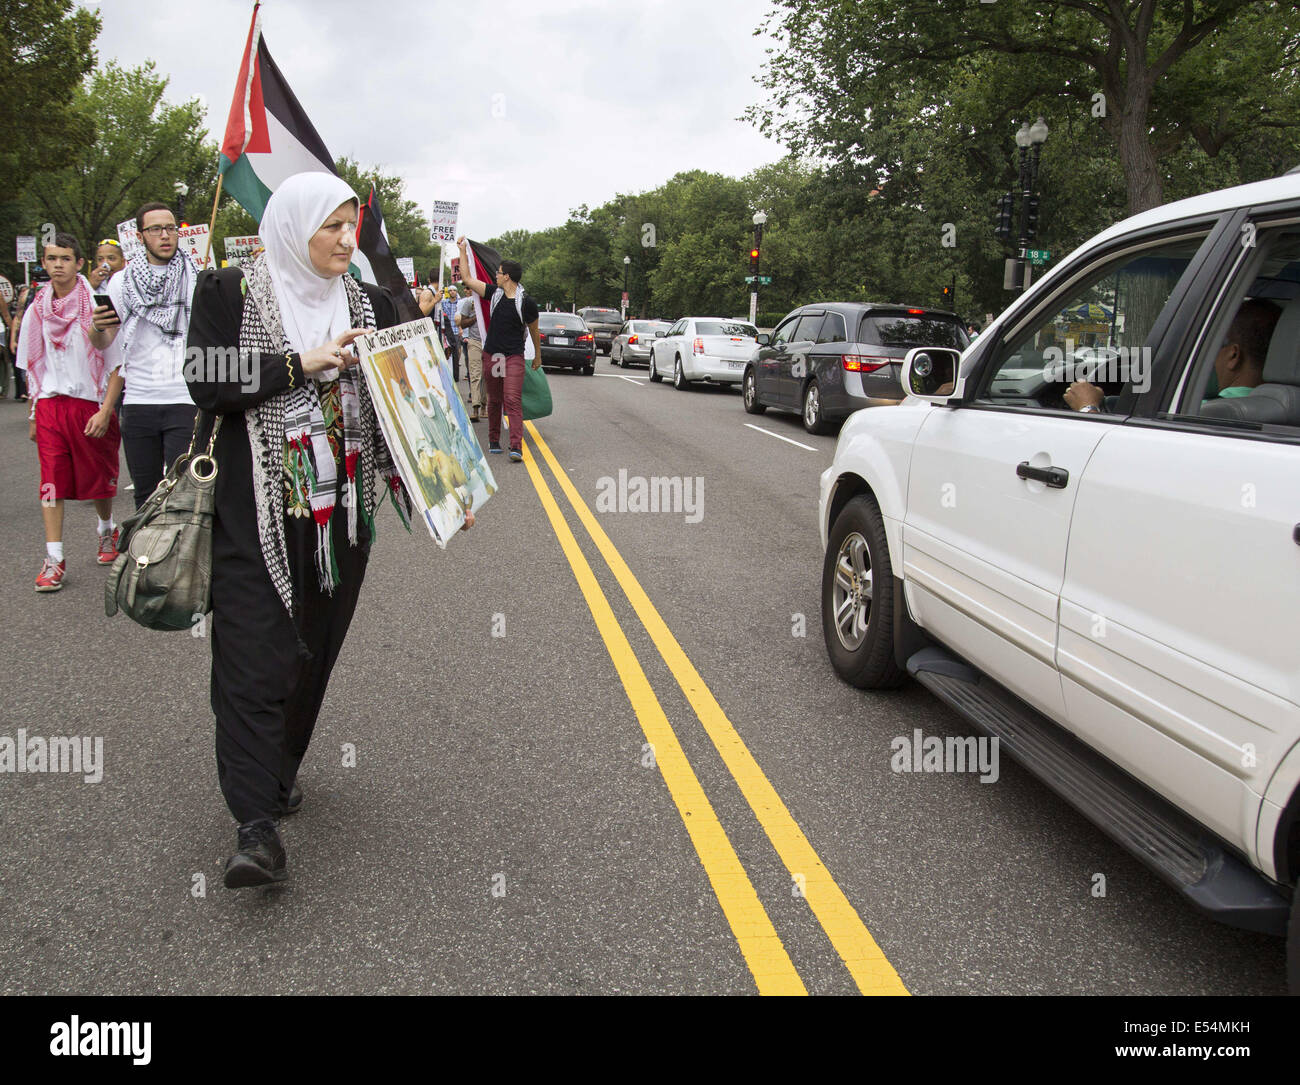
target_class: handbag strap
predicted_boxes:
[184,407,222,458]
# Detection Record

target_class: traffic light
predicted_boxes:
[750,245,760,273]
[1024,194,1041,241]
[940,283,954,308]
[994,193,1014,241]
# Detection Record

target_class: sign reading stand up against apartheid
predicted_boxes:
[356,317,496,548]
[429,200,459,244]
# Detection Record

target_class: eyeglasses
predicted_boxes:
[141,225,180,236]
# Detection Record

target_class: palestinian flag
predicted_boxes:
[218,2,417,319]
[462,239,503,343]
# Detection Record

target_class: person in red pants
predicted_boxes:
[454,236,540,463]
[15,234,121,591]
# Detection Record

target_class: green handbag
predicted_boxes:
[104,411,221,632]
[522,360,552,420]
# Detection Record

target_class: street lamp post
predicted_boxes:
[750,210,767,326]
[622,254,630,320]
[1014,117,1048,292]
[173,180,190,223]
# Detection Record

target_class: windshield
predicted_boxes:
[696,321,758,337]
[859,314,968,350]
[633,321,671,333]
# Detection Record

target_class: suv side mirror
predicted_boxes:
[757,332,771,346]
[903,347,964,402]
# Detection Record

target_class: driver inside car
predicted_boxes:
[1062,297,1281,413]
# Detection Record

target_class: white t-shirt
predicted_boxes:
[106,272,194,405]
[16,295,104,405]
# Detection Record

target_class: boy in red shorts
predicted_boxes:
[15,233,121,592]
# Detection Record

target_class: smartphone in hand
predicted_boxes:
[93,294,118,319]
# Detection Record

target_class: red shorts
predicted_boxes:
[35,395,120,502]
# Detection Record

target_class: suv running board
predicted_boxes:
[906,646,1290,937]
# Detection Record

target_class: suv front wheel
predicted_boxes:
[743,368,765,414]
[821,494,905,689]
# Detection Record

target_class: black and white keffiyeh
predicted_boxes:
[238,253,408,618]
[119,245,195,360]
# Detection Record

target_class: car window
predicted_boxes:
[696,321,758,337]
[542,314,586,331]
[668,320,686,337]
[975,234,1210,411]
[1169,225,1300,437]
[791,313,824,342]
[817,312,847,344]
[859,312,966,349]
[771,314,802,347]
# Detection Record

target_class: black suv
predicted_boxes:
[577,307,623,355]
[742,302,969,434]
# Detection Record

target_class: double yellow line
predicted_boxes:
[520,421,907,996]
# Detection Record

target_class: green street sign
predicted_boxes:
[744,275,756,283]
[759,276,772,284]
[1027,249,1052,266]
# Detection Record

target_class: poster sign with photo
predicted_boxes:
[224,235,263,266]
[396,256,416,285]
[357,317,496,547]
[430,200,459,244]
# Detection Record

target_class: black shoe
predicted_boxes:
[223,818,287,888]
[280,780,303,817]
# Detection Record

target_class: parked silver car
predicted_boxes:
[648,317,759,389]
[611,320,672,367]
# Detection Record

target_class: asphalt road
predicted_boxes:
[0,356,1288,995]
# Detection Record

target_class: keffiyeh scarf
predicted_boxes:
[238,254,409,617]
[21,276,106,399]
[119,246,196,360]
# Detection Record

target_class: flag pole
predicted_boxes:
[202,173,224,268]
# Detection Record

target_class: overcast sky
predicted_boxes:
[84,0,789,241]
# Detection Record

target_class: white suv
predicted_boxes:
[818,172,1300,990]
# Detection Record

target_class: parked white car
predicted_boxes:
[648,317,759,390]
[819,170,1300,990]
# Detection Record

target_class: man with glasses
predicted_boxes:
[89,202,198,508]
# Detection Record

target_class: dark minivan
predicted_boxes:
[742,302,969,433]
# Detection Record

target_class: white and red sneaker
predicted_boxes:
[97,528,119,565]
[35,558,67,592]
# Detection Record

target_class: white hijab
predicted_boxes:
[258,171,360,354]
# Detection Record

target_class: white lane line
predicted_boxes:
[617,375,644,385]
[743,423,817,452]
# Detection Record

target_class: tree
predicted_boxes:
[0,1,100,185]
[749,0,1300,214]
[25,61,211,249]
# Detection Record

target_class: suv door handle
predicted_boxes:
[1016,461,1069,489]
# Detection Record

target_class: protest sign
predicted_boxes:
[429,200,459,244]
[223,235,263,267]
[16,236,37,264]
[178,224,212,268]
[0,275,13,303]
[396,256,416,285]
[116,219,144,262]
[357,318,496,547]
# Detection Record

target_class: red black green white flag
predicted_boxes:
[218,2,416,318]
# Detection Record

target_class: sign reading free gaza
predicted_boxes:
[430,200,458,244]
